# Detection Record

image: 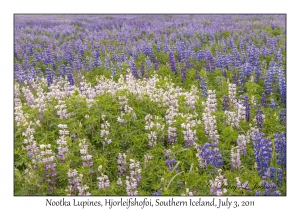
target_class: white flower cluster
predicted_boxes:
[46,80,69,100]
[22,86,35,107]
[237,134,247,156]
[202,90,219,143]
[117,96,136,125]
[22,122,39,165]
[34,85,47,115]
[79,139,93,167]
[236,177,250,192]
[224,103,246,128]
[145,114,165,147]
[204,90,217,112]
[231,146,241,170]
[100,115,112,146]
[77,174,91,196]
[209,169,228,196]
[228,83,237,107]
[56,124,69,162]
[55,100,69,119]
[183,85,199,109]
[14,84,27,127]
[39,144,55,164]
[79,78,96,108]
[181,121,198,147]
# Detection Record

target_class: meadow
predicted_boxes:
[14,14,286,196]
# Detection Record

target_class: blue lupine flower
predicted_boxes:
[278,69,286,105]
[164,149,177,171]
[197,143,223,168]
[255,109,264,128]
[252,131,272,177]
[243,95,250,121]
[154,59,159,71]
[274,133,286,168]
[277,168,282,187]
[181,66,187,83]
[130,60,140,79]
[270,100,279,110]
[66,66,74,86]
[46,68,54,87]
[279,109,286,125]
[169,52,177,74]
[140,64,145,77]
[261,93,268,107]
[222,96,229,111]
[269,167,276,181]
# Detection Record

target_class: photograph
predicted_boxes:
[14,14,286,197]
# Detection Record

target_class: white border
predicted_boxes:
[1,1,298,209]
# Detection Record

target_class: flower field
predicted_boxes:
[14,14,286,196]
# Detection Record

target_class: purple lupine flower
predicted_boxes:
[66,65,74,86]
[140,64,145,77]
[252,131,272,177]
[199,77,208,97]
[269,167,276,181]
[117,153,127,176]
[196,143,223,168]
[152,189,162,196]
[130,60,140,79]
[169,52,176,74]
[278,68,286,105]
[181,66,187,83]
[126,159,141,196]
[279,109,286,125]
[39,144,57,193]
[46,68,54,87]
[154,58,159,70]
[222,96,229,111]
[164,149,177,171]
[255,109,264,128]
[277,168,283,187]
[274,133,286,168]
[243,95,250,121]
[261,93,268,107]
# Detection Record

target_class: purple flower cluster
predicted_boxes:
[152,189,162,196]
[252,131,272,177]
[242,95,250,121]
[125,159,141,196]
[255,109,264,128]
[164,149,177,171]
[222,96,229,111]
[274,133,286,168]
[67,169,80,195]
[279,108,286,125]
[196,143,223,169]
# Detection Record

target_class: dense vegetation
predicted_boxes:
[14,15,286,196]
